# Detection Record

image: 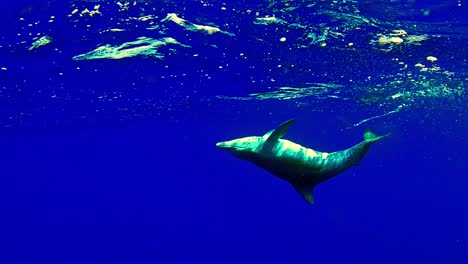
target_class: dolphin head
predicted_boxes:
[216,136,263,158]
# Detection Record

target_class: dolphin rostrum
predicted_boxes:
[216,119,390,204]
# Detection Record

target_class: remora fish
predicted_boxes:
[216,119,390,204]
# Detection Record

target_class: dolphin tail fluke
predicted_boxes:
[363,128,391,143]
[292,183,316,205]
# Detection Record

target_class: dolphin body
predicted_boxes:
[216,119,390,204]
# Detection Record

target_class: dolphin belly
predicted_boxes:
[252,155,322,183]
[253,142,326,183]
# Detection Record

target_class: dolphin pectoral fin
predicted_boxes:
[263,119,296,142]
[292,183,316,205]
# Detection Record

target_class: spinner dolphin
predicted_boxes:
[216,119,390,204]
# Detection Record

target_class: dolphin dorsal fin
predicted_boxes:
[292,182,316,205]
[363,128,379,141]
[263,119,296,143]
[363,128,391,143]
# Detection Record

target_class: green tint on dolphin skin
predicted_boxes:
[216,119,390,205]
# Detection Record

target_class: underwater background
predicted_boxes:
[1,0,467,263]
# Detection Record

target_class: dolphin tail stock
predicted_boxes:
[363,128,391,144]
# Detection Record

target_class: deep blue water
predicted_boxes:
[1,1,467,263]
